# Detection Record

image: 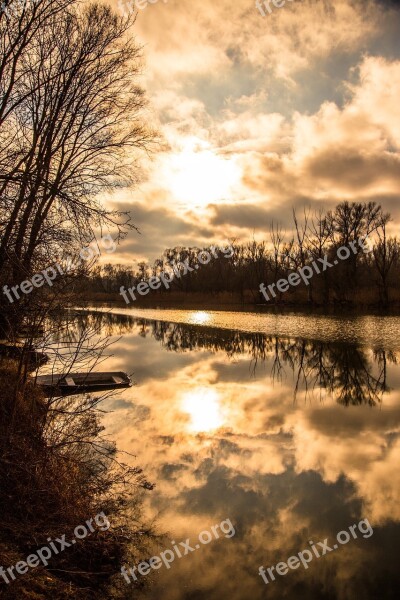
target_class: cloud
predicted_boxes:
[104,0,400,262]
[105,200,215,262]
[305,148,400,190]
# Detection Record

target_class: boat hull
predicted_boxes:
[34,371,132,396]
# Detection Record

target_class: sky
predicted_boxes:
[106,0,400,266]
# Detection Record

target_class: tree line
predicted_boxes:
[83,201,400,308]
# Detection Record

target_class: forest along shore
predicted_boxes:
[76,203,400,310]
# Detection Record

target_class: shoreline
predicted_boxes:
[74,297,400,318]
[71,305,400,350]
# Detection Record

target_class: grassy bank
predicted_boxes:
[0,358,153,600]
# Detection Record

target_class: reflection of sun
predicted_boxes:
[189,311,211,325]
[181,388,223,432]
[165,137,239,208]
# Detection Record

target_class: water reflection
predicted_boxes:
[188,311,212,325]
[69,310,395,407]
[52,310,400,600]
[182,388,224,432]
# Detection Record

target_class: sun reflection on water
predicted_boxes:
[189,311,211,325]
[181,388,223,432]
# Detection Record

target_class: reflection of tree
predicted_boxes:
[309,343,386,406]
[71,311,396,407]
[268,339,391,406]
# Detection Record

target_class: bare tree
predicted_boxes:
[0,1,156,332]
[292,208,313,302]
[372,213,398,307]
[269,222,284,303]
[307,208,333,304]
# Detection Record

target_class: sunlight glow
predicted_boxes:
[189,311,211,325]
[181,388,223,432]
[165,137,240,208]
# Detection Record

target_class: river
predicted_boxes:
[56,308,400,599]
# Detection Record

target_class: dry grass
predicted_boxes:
[0,359,154,600]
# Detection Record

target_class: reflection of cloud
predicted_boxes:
[101,322,400,530]
[70,312,400,598]
[291,409,400,523]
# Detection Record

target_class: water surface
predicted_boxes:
[85,305,400,349]
[60,309,400,599]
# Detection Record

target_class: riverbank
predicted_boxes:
[0,357,152,600]
[80,290,400,313]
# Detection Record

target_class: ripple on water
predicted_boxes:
[85,307,400,350]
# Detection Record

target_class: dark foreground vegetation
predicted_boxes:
[0,1,156,598]
[81,201,400,309]
[0,355,153,600]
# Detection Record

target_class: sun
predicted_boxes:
[165,137,240,209]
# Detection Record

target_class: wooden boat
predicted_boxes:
[34,371,132,396]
